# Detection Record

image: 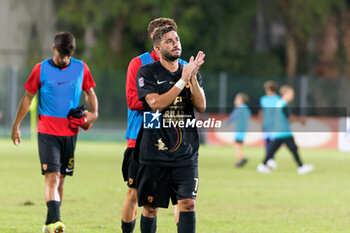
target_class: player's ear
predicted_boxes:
[154,45,161,54]
[52,45,56,52]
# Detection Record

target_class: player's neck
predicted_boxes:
[160,58,178,72]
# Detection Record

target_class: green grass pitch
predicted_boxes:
[1,139,350,233]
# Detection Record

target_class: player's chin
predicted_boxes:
[172,50,181,56]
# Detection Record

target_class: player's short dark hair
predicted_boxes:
[264,80,278,93]
[152,26,176,45]
[236,92,249,103]
[148,18,177,38]
[54,32,76,56]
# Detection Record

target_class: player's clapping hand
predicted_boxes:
[182,51,205,82]
[192,51,205,76]
[182,57,197,82]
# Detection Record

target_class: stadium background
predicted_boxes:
[0,0,349,142]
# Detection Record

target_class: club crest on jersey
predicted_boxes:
[147,196,154,203]
[155,138,168,151]
[42,164,48,171]
[128,178,134,185]
[138,77,144,87]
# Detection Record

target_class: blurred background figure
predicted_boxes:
[227,93,252,167]
[257,86,314,174]
[259,80,280,169]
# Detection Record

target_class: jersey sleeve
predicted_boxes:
[82,62,96,92]
[126,57,143,110]
[24,63,41,94]
[136,66,157,103]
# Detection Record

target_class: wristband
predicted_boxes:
[175,79,187,90]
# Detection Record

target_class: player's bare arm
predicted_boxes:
[189,51,206,113]
[83,88,99,126]
[190,75,206,113]
[145,56,197,111]
[288,114,306,125]
[11,91,35,146]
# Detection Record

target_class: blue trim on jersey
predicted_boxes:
[125,52,188,140]
[38,58,84,118]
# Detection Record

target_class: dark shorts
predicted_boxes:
[38,133,77,176]
[137,164,199,208]
[122,148,139,188]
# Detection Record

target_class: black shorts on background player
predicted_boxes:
[122,148,139,188]
[121,128,142,188]
[38,133,77,176]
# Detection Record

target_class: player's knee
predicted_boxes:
[179,199,195,212]
[45,172,60,185]
[143,206,158,217]
[127,188,138,204]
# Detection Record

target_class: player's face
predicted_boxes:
[159,31,182,61]
[234,96,243,106]
[285,90,295,102]
[53,46,71,67]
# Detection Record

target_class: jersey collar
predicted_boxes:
[150,50,160,61]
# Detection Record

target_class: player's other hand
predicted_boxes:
[68,115,88,129]
[82,111,98,130]
[68,105,89,130]
[11,127,21,146]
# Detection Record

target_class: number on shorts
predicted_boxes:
[68,158,74,169]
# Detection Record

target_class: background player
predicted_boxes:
[257,85,313,174]
[259,80,280,169]
[11,32,98,233]
[226,93,251,167]
[136,26,205,233]
[122,18,187,233]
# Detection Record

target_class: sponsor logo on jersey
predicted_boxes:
[57,81,68,85]
[157,80,167,85]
